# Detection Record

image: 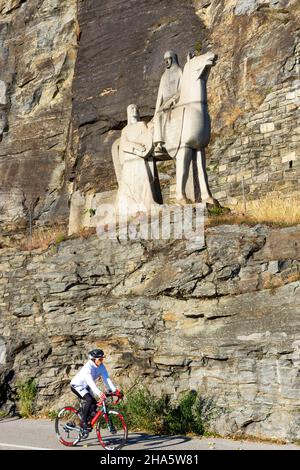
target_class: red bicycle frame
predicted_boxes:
[90,392,122,428]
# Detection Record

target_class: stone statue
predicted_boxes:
[111,50,219,211]
[113,104,162,216]
[152,51,219,205]
[153,51,183,154]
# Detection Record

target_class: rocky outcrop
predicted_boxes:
[1,1,299,226]
[0,0,299,443]
[0,224,300,441]
[0,0,78,228]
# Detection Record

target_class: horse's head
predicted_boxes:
[187,51,217,79]
[179,51,217,105]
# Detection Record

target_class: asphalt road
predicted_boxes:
[0,417,298,451]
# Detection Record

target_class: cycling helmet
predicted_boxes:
[88,349,105,360]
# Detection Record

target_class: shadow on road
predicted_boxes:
[126,433,191,449]
[0,416,21,424]
[73,432,191,450]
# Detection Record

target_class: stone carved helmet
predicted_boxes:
[164,50,180,67]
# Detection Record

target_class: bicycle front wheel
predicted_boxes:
[55,406,81,446]
[96,410,128,450]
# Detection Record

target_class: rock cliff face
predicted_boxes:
[70,0,205,195]
[199,0,300,205]
[1,224,300,441]
[0,0,78,227]
[71,0,300,206]
[0,0,299,226]
[1,0,300,443]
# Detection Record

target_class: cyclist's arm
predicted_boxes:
[101,365,117,392]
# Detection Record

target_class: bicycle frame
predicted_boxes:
[90,392,122,429]
[90,401,108,428]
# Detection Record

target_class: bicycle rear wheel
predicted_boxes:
[55,406,81,446]
[96,410,128,450]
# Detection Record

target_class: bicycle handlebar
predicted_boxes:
[96,391,123,407]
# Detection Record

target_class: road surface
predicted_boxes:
[0,417,298,451]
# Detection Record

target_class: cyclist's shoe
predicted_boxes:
[66,421,76,429]
[80,428,89,439]
[80,423,92,439]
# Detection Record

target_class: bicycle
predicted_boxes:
[55,391,128,450]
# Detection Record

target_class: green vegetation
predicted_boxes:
[55,233,66,244]
[118,386,222,436]
[16,378,37,417]
[194,41,202,55]
[45,409,58,420]
[207,205,230,217]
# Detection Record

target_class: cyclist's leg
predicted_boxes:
[70,385,96,430]
[90,396,97,418]
[71,385,90,427]
[81,392,95,428]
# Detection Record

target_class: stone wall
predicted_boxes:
[208,79,300,205]
[1,224,300,441]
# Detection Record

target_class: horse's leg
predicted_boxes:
[176,146,192,203]
[196,149,217,205]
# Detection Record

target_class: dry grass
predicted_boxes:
[1,224,97,252]
[206,212,249,227]
[77,226,96,239]
[17,224,68,251]
[207,194,300,228]
[236,194,300,227]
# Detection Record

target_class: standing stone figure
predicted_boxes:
[153,51,183,154]
[115,104,162,217]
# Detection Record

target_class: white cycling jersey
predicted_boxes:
[70,359,116,398]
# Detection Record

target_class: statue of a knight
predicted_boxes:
[153,50,183,155]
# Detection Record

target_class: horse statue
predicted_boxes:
[112,51,218,207]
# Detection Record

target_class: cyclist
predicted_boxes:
[70,348,121,436]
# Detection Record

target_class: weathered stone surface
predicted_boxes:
[0,0,299,226]
[0,224,300,440]
[0,0,78,227]
[70,0,300,204]
[253,226,300,261]
[70,0,204,195]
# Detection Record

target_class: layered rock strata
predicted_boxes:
[0,224,300,441]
